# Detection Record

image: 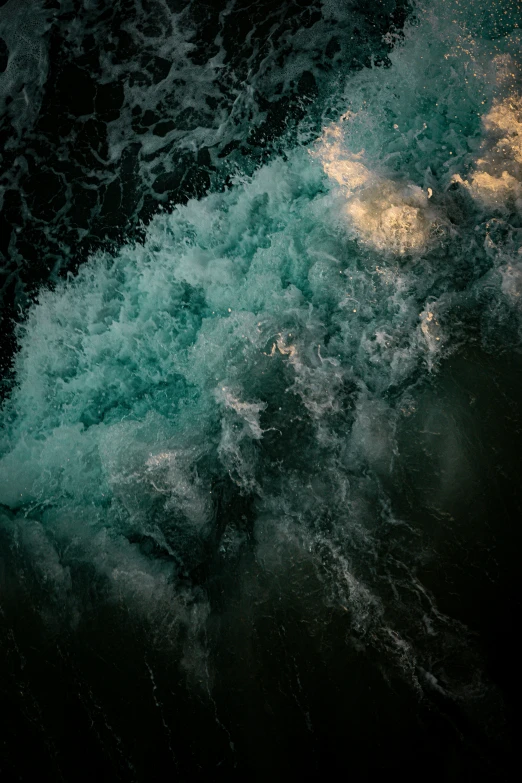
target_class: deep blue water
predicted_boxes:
[1,1,522,779]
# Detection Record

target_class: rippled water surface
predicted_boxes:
[1,1,522,780]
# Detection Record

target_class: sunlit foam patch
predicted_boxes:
[453,94,522,211]
[454,169,522,209]
[310,113,372,193]
[483,95,522,163]
[311,115,440,256]
[345,181,437,256]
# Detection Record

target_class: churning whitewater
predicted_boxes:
[1,1,521,774]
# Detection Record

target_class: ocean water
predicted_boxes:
[1,0,522,779]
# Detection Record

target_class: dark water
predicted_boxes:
[1,0,522,780]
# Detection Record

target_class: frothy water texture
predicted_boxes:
[1,0,522,779]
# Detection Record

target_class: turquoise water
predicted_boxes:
[1,0,522,777]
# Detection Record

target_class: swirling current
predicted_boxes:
[1,0,522,780]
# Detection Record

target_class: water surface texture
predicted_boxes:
[1,1,522,780]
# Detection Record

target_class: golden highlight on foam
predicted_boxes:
[311,116,439,256]
[454,91,522,210]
